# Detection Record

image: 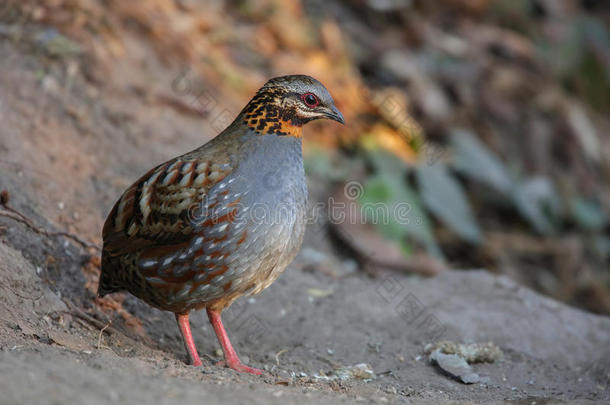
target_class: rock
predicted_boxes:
[424,341,503,363]
[430,349,480,384]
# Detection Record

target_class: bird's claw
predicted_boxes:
[215,359,263,375]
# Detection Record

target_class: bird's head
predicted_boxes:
[241,75,344,137]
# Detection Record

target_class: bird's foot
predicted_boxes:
[215,359,263,375]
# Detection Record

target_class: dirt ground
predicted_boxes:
[0,37,609,405]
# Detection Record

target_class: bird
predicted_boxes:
[97,75,344,375]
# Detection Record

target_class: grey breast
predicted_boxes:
[184,132,307,301]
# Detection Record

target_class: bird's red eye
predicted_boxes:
[301,92,319,108]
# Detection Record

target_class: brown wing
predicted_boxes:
[102,158,234,258]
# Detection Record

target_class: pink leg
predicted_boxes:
[206,308,262,375]
[175,313,203,367]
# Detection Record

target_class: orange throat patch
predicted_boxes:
[243,115,302,138]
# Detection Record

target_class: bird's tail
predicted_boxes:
[97,253,123,297]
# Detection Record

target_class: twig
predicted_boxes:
[62,300,113,333]
[273,343,303,366]
[66,309,109,330]
[97,320,111,349]
[63,301,139,348]
[275,348,290,366]
[0,189,101,252]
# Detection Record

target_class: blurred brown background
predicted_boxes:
[5,0,607,312]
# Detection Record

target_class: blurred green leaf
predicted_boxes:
[450,128,513,194]
[304,146,348,181]
[512,177,561,235]
[570,197,607,231]
[360,176,391,202]
[360,173,442,258]
[365,147,408,175]
[416,164,482,244]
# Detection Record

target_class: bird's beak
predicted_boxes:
[324,105,345,125]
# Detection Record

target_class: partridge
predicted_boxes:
[98,75,344,375]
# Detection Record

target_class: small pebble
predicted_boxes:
[276,369,292,380]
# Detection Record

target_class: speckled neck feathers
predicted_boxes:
[240,87,304,138]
